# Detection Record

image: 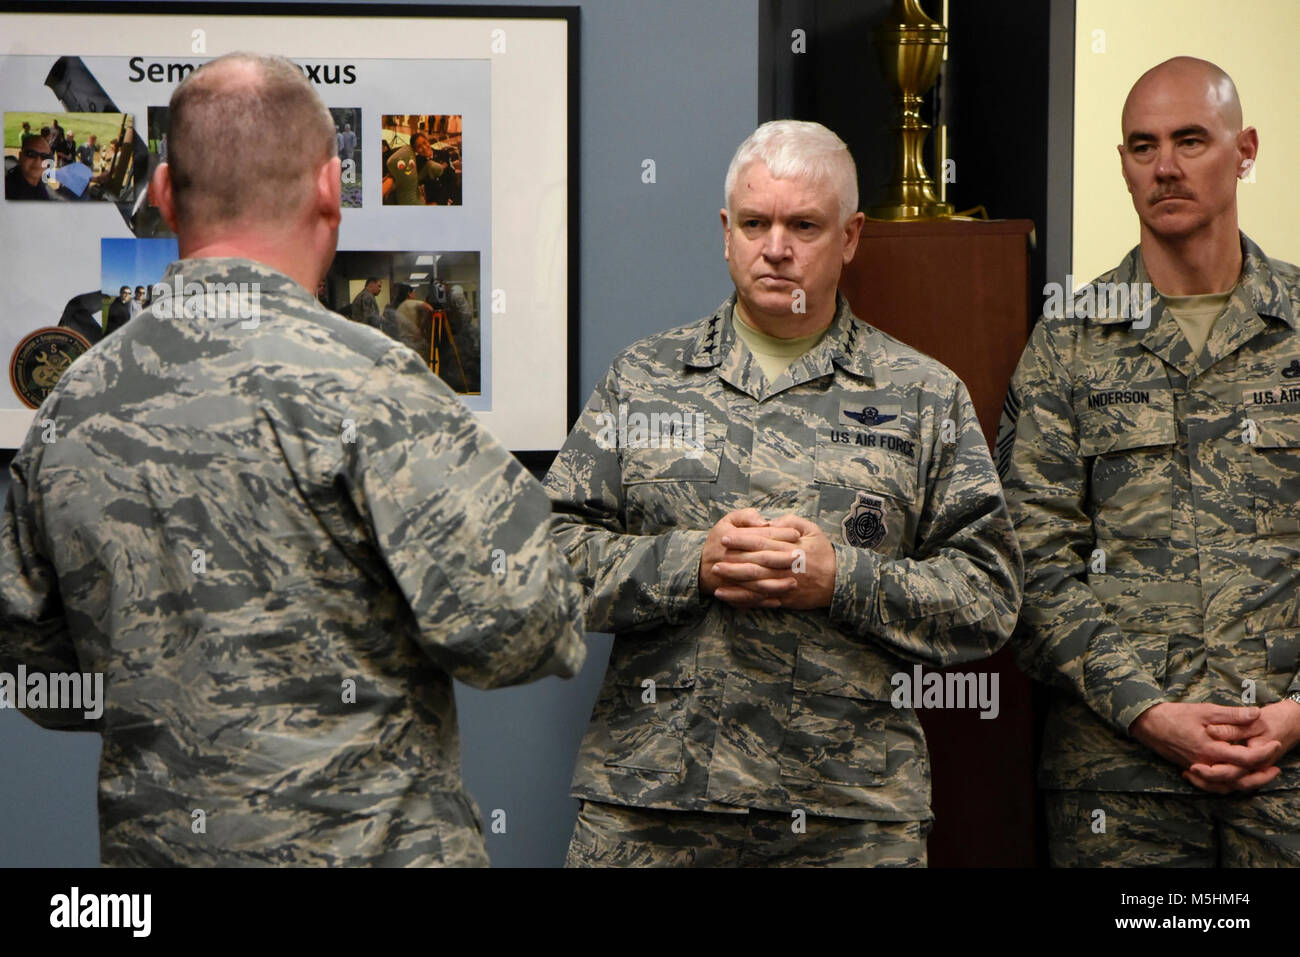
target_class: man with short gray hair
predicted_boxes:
[0,52,585,867]
[546,119,1021,867]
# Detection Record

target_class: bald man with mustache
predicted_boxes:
[998,57,1300,866]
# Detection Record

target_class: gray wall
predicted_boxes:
[0,0,758,867]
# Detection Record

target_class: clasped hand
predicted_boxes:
[698,508,835,611]
[1131,700,1300,794]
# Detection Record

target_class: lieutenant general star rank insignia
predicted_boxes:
[843,491,887,549]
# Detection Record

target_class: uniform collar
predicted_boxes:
[1089,233,1295,378]
[158,257,313,303]
[684,292,873,398]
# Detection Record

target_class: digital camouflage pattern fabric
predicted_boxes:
[1045,790,1300,867]
[0,257,586,866]
[999,234,1300,793]
[350,286,380,328]
[565,799,928,867]
[545,294,1022,823]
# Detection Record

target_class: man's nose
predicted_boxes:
[762,225,791,259]
[1154,145,1183,180]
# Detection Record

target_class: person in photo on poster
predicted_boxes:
[380,283,401,340]
[448,284,479,393]
[350,276,382,327]
[337,122,355,165]
[105,285,132,334]
[412,132,456,206]
[48,118,67,162]
[5,133,53,200]
[395,282,433,362]
[96,137,116,176]
[76,132,95,166]
[76,133,97,167]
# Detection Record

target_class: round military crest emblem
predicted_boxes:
[9,327,92,409]
[842,491,888,549]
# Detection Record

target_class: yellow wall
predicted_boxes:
[1073,0,1298,284]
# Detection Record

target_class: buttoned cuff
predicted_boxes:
[828,541,883,631]
[661,529,711,622]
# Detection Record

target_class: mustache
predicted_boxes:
[1149,187,1195,203]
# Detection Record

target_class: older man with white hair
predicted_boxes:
[545,119,1022,867]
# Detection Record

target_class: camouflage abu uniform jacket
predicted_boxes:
[545,294,1022,821]
[351,287,380,328]
[999,235,1300,793]
[0,258,586,865]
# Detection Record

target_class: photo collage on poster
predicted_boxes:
[2,53,490,412]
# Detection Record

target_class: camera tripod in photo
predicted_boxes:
[429,307,468,392]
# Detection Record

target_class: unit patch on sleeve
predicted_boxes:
[842,491,888,549]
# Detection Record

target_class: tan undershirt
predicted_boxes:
[732,302,829,383]
[1161,290,1232,357]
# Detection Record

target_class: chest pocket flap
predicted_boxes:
[814,439,918,503]
[1246,406,1300,537]
[1248,407,1300,449]
[621,419,725,483]
[1076,387,1177,456]
[1075,387,1177,540]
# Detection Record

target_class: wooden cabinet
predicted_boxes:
[840,218,1039,866]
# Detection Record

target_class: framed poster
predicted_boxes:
[0,3,578,466]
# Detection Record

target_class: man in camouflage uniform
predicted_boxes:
[0,53,585,866]
[350,276,382,328]
[546,120,1022,867]
[1000,57,1300,866]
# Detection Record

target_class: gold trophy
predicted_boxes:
[868,0,953,221]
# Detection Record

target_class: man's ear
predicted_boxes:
[841,211,865,265]
[152,162,180,234]
[1237,126,1259,177]
[316,156,342,230]
[720,208,731,261]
